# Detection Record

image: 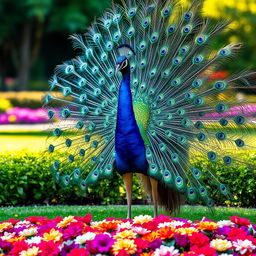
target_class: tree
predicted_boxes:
[0,0,110,91]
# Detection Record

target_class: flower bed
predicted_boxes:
[0,107,49,124]
[0,214,255,256]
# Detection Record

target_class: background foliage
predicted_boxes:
[0,0,256,91]
[0,151,255,207]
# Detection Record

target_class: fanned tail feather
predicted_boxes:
[44,0,256,208]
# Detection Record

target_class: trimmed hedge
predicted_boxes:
[0,151,255,207]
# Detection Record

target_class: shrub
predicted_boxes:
[0,151,255,207]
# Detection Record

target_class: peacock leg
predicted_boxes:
[123,172,133,219]
[150,177,158,218]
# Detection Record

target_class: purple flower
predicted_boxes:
[91,234,114,253]
[174,233,190,247]
[148,238,162,249]
[60,241,79,256]
[0,238,13,251]
[216,226,231,236]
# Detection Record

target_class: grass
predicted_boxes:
[0,205,255,223]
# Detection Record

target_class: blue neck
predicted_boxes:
[116,70,137,129]
[115,68,148,174]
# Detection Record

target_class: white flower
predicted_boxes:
[1,232,15,240]
[117,221,132,230]
[91,220,104,226]
[132,226,150,235]
[15,220,31,228]
[19,227,37,237]
[154,245,180,256]
[219,254,233,256]
[158,221,185,229]
[233,239,256,255]
[217,220,235,227]
[74,232,96,244]
[158,222,173,228]
[26,236,42,245]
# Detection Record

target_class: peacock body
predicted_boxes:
[45,0,256,216]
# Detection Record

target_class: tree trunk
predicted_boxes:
[17,23,31,91]
[0,49,8,91]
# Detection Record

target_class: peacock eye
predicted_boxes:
[161,6,172,17]
[182,24,192,34]
[184,12,192,20]
[167,25,176,34]
[104,19,112,29]
[65,65,74,74]
[193,55,204,64]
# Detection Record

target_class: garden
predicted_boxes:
[0,0,256,255]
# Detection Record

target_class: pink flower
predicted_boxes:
[39,240,60,256]
[91,234,114,253]
[233,239,256,255]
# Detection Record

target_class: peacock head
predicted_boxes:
[116,44,136,74]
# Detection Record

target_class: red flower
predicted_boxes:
[67,248,90,256]
[9,241,28,256]
[142,220,158,231]
[25,216,48,224]
[7,218,20,225]
[116,249,130,256]
[230,216,251,226]
[191,245,216,256]
[39,241,60,256]
[74,213,92,224]
[135,238,149,249]
[190,232,209,248]
[227,227,247,241]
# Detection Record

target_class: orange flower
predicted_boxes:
[114,230,136,239]
[93,220,121,232]
[112,238,137,255]
[42,228,62,242]
[176,227,199,236]
[142,231,161,242]
[197,221,218,231]
[157,227,175,240]
[140,253,153,256]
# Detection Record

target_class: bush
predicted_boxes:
[0,151,142,206]
[0,151,255,207]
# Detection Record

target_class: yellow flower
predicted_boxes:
[133,215,153,224]
[7,236,25,243]
[57,216,75,228]
[20,246,40,256]
[176,227,199,236]
[197,221,218,231]
[210,239,232,252]
[43,228,62,242]
[0,222,13,232]
[8,115,17,123]
[114,230,136,239]
[112,239,137,255]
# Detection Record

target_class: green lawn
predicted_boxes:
[0,205,255,223]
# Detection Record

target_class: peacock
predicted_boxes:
[44,0,256,219]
